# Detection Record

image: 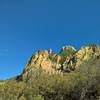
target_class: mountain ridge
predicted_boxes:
[18,44,100,81]
[0,44,100,100]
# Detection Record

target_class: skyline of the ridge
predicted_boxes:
[0,0,100,79]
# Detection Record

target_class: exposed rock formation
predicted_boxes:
[75,45,100,67]
[20,45,100,80]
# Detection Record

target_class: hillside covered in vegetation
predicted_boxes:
[0,45,100,100]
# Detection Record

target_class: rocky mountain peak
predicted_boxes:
[59,45,76,57]
[60,45,76,52]
[75,45,100,67]
[76,45,100,58]
[19,45,100,81]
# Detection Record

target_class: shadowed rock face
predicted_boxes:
[20,45,100,80]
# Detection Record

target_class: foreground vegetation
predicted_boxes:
[0,59,100,100]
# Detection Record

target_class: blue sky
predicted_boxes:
[0,0,100,80]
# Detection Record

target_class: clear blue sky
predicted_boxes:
[0,0,100,80]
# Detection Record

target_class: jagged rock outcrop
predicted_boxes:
[75,45,100,68]
[22,50,57,80]
[21,46,76,80]
[20,45,100,80]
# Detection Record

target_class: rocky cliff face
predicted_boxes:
[20,45,100,80]
[75,45,100,67]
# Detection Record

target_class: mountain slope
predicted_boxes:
[0,44,100,100]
